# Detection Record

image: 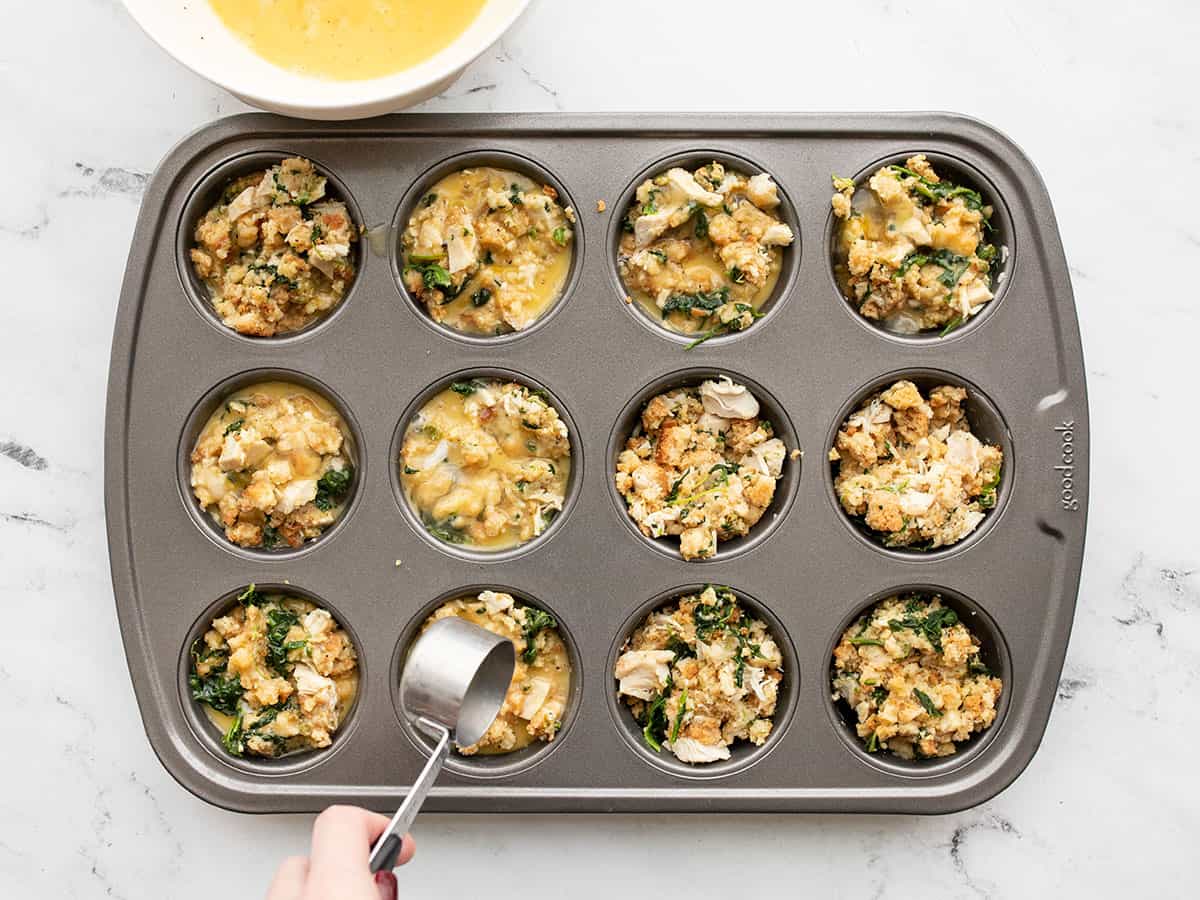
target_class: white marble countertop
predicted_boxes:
[2,0,1196,896]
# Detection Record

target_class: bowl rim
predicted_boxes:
[120,0,533,112]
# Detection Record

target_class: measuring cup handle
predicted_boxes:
[368,718,453,873]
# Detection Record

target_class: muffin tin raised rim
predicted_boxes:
[107,112,1087,814]
[175,367,367,561]
[823,582,1014,779]
[822,367,1016,562]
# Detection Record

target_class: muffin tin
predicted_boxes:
[105,113,1087,813]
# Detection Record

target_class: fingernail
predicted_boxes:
[374,870,397,900]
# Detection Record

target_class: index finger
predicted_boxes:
[307,806,415,888]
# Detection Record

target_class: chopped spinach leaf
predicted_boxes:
[887,165,988,216]
[660,288,729,320]
[222,707,245,756]
[406,261,453,292]
[913,688,943,717]
[967,657,992,676]
[665,634,695,660]
[424,516,467,545]
[520,607,557,664]
[641,693,669,752]
[238,583,265,606]
[189,670,243,716]
[265,607,305,674]
[314,465,354,511]
[940,315,964,337]
[888,602,959,653]
[668,687,688,744]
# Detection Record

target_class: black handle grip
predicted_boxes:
[370,834,404,873]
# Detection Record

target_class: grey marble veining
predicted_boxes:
[1,0,1196,896]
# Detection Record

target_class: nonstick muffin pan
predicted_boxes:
[105,113,1087,813]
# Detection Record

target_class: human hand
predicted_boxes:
[267,805,415,900]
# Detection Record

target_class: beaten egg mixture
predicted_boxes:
[616,586,784,764]
[618,162,793,345]
[400,379,570,551]
[401,167,575,335]
[190,382,355,549]
[832,594,1002,759]
[208,0,487,82]
[190,157,357,337]
[190,586,358,759]
[422,592,570,754]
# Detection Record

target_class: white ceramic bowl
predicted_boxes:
[122,0,531,120]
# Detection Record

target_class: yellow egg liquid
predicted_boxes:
[208,0,487,81]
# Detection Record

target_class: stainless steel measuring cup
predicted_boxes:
[368,616,515,872]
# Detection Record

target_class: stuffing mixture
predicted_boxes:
[190,382,355,549]
[400,378,570,551]
[422,591,570,754]
[615,377,788,560]
[615,586,784,764]
[190,157,357,336]
[401,167,575,335]
[618,162,794,346]
[190,586,359,759]
[830,380,1001,550]
[831,594,1002,759]
[832,155,999,334]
